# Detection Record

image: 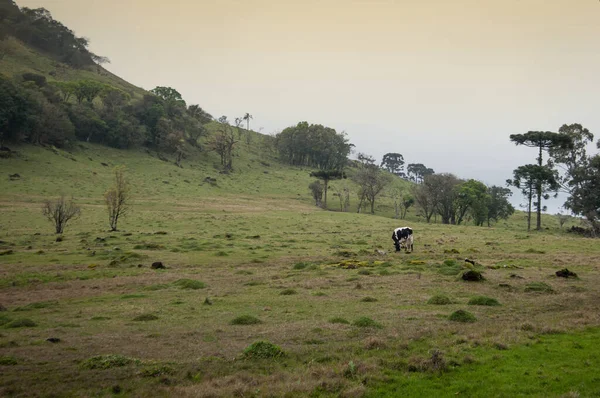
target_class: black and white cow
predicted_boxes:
[392,227,413,253]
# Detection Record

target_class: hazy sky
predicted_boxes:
[18,0,600,212]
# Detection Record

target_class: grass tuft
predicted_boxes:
[280,288,297,295]
[13,301,58,311]
[0,356,18,365]
[242,341,285,359]
[427,294,452,305]
[353,317,383,328]
[173,279,206,290]
[468,296,500,306]
[81,354,140,369]
[133,314,159,321]
[5,318,37,328]
[230,315,262,325]
[448,310,477,323]
[360,296,378,302]
[525,282,554,293]
[329,317,350,324]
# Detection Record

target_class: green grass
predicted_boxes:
[0,131,597,396]
[427,294,452,305]
[369,328,600,397]
[353,317,383,328]
[81,355,141,370]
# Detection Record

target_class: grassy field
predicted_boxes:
[1,142,599,397]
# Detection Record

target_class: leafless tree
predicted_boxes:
[104,167,130,231]
[42,195,81,234]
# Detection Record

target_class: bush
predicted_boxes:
[230,315,262,325]
[81,354,140,369]
[42,195,81,234]
[468,296,500,306]
[427,294,452,305]
[173,279,206,290]
[242,341,285,359]
[448,310,477,323]
[353,317,383,328]
[461,270,484,282]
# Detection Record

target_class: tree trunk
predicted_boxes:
[527,189,532,232]
[536,184,542,231]
[322,178,329,209]
[370,199,375,214]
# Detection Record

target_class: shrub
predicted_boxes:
[468,296,500,306]
[525,282,554,293]
[353,317,383,328]
[81,354,140,369]
[448,310,476,323]
[230,315,262,325]
[427,294,452,305]
[329,317,350,324]
[242,341,285,359]
[5,318,37,328]
[173,279,206,290]
[133,314,159,321]
[280,288,297,295]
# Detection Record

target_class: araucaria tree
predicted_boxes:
[507,165,558,232]
[42,195,81,234]
[104,166,130,231]
[380,153,404,176]
[509,131,571,230]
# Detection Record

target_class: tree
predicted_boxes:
[412,183,435,223]
[352,164,393,214]
[380,153,405,175]
[564,155,600,233]
[243,112,253,131]
[487,186,514,226]
[309,180,324,207]
[187,105,213,125]
[510,130,572,230]
[455,179,489,226]
[208,120,238,171]
[42,195,80,234]
[104,166,130,231]
[310,170,345,209]
[407,163,434,183]
[424,173,462,224]
[548,123,594,194]
[150,86,185,104]
[507,165,558,231]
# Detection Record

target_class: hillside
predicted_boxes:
[2,16,598,398]
[1,37,148,101]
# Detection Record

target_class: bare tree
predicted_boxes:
[104,167,130,231]
[208,122,238,171]
[42,195,81,234]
